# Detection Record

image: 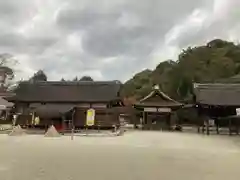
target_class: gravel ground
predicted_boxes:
[0,131,240,180]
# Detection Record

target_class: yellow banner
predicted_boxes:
[86,109,95,126]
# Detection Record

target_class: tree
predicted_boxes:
[121,38,240,100]
[72,76,78,81]
[30,70,47,82]
[0,53,17,89]
[121,69,153,99]
[79,76,94,81]
[60,78,65,81]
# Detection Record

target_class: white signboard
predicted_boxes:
[158,108,171,113]
[236,108,240,116]
[144,107,171,113]
[86,108,95,126]
[209,119,215,126]
[144,107,157,112]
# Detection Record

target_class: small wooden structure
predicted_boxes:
[134,85,182,130]
[194,83,240,135]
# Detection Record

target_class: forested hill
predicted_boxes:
[121,39,240,103]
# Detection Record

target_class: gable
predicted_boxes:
[140,91,173,103]
[136,89,182,107]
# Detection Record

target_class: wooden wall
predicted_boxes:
[73,107,120,128]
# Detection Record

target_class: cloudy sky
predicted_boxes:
[0,0,240,82]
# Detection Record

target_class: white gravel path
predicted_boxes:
[0,131,240,180]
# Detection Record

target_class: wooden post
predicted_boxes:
[142,111,145,130]
[168,113,171,131]
[216,119,219,135]
[61,115,65,135]
[5,109,8,121]
[197,117,200,133]
[237,121,239,135]
[31,111,35,129]
[71,108,75,133]
[206,119,210,135]
[202,119,205,134]
[71,128,74,140]
[229,119,232,136]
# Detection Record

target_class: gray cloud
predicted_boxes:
[172,0,240,48]
[57,0,204,58]
[0,0,238,82]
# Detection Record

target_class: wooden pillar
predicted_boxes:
[197,106,202,133]
[71,109,75,132]
[201,118,205,134]
[31,111,35,129]
[169,113,172,131]
[236,120,239,135]
[197,116,200,133]
[142,111,145,130]
[216,118,219,135]
[146,112,151,130]
[61,115,65,134]
[5,109,8,121]
[206,119,210,135]
[133,111,137,129]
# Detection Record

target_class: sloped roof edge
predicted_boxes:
[139,89,180,104]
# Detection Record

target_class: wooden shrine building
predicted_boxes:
[194,83,240,135]
[134,85,182,130]
[5,81,124,131]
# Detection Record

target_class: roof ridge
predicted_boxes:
[20,80,122,86]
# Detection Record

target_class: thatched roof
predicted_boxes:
[194,83,240,106]
[6,81,122,103]
[134,88,182,107]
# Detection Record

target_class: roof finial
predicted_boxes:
[153,84,159,90]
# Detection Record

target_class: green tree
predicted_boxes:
[122,38,240,100]
[30,70,47,82]
[79,76,94,81]
[121,69,153,99]
[0,53,18,89]
[72,76,78,81]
